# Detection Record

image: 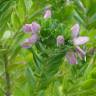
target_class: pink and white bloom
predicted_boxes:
[57,35,64,47]
[44,9,51,19]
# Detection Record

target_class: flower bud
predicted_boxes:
[57,35,64,47]
[44,9,51,19]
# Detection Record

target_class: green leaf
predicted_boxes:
[81,79,96,89]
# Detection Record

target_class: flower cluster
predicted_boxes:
[56,24,89,64]
[21,9,52,48]
[21,7,89,64]
[21,22,40,48]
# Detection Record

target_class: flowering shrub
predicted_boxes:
[0,0,96,96]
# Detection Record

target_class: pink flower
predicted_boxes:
[71,24,89,45]
[23,24,32,33]
[73,36,89,45]
[66,51,77,64]
[31,22,40,34]
[23,22,40,34]
[21,34,38,48]
[66,23,89,64]
[71,23,80,38]
[44,9,51,19]
[57,35,64,47]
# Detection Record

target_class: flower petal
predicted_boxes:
[29,34,39,43]
[73,36,89,45]
[66,51,78,64]
[21,39,32,48]
[76,46,86,59]
[21,34,38,48]
[23,24,32,33]
[71,23,80,38]
[31,22,40,34]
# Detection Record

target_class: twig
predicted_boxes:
[4,53,11,96]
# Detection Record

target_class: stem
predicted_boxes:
[4,54,11,96]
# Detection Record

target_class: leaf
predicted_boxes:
[24,0,33,12]
[26,67,36,95]
[80,79,96,89]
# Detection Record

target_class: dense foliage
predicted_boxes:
[0,0,96,96]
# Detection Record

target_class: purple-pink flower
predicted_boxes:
[21,34,38,48]
[31,22,40,34]
[44,9,51,19]
[23,24,32,33]
[22,21,41,49]
[23,22,40,34]
[73,36,89,45]
[57,35,64,47]
[66,23,89,64]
